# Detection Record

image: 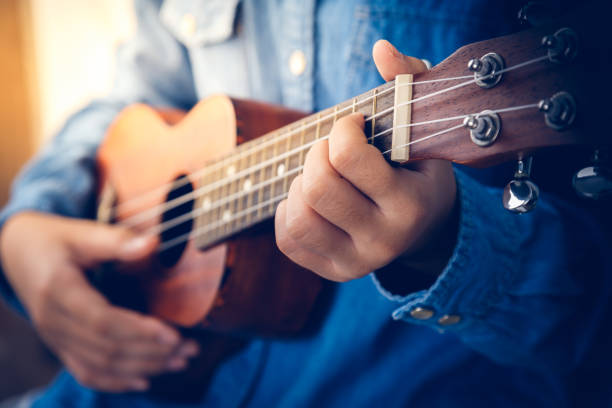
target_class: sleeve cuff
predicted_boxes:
[372,168,523,332]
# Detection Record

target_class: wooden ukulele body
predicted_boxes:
[96,95,324,336]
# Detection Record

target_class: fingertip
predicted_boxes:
[372,39,395,59]
[146,319,181,345]
[157,327,181,346]
[131,379,149,391]
[118,234,158,261]
[349,112,365,127]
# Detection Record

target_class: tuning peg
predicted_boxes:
[518,1,559,27]
[538,91,576,131]
[541,27,579,63]
[573,149,612,199]
[503,157,540,213]
[467,52,505,89]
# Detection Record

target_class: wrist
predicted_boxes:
[375,194,460,296]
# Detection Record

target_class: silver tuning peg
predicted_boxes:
[503,157,539,213]
[573,149,612,199]
[518,2,552,27]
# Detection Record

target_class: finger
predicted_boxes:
[372,39,429,81]
[327,113,402,205]
[301,139,381,240]
[63,354,149,393]
[58,336,192,377]
[58,266,181,346]
[64,219,157,266]
[285,176,356,260]
[275,200,338,280]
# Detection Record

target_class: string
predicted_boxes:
[118,54,550,240]
[116,56,548,219]
[120,55,549,228]
[126,98,543,230]
[151,102,540,250]
[113,74,481,217]
[158,191,289,252]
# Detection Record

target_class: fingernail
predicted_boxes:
[158,331,179,345]
[166,358,187,371]
[177,341,199,357]
[121,235,151,255]
[131,379,149,391]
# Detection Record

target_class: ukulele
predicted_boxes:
[93,3,608,399]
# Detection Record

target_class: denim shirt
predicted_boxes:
[1,0,611,407]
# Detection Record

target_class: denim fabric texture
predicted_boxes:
[0,0,611,407]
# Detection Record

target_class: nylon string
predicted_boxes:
[119,54,548,230]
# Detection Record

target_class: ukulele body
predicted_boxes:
[96,95,324,337]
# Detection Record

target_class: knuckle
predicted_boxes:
[92,315,112,337]
[285,209,311,243]
[275,232,291,254]
[75,369,96,388]
[102,343,121,362]
[301,170,328,208]
[329,146,356,174]
[329,261,357,283]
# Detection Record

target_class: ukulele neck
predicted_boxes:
[193,80,399,250]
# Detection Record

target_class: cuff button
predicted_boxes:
[409,307,434,320]
[438,314,461,326]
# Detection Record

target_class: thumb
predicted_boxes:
[64,219,158,266]
[372,39,429,82]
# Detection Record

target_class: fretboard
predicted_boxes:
[191,81,397,250]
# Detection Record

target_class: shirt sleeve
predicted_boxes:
[372,168,612,375]
[0,0,197,311]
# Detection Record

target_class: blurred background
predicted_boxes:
[0,0,135,401]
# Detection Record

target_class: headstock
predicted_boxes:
[384,2,611,208]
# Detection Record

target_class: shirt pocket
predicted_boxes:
[159,0,241,48]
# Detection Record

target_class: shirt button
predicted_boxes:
[438,314,461,326]
[409,307,434,320]
[289,50,307,76]
[180,14,197,38]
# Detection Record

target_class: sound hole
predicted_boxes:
[159,175,194,267]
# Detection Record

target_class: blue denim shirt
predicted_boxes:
[1,0,611,407]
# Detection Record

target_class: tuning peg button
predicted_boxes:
[503,157,539,213]
[467,53,505,89]
[542,27,579,63]
[573,149,612,199]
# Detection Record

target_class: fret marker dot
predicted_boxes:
[223,210,231,222]
[227,165,236,176]
[243,179,252,191]
[277,163,286,176]
[203,197,211,210]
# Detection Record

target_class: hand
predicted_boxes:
[0,212,199,392]
[275,40,457,282]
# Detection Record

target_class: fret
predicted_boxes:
[281,128,292,196]
[288,123,302,172]
[370,88,377,145]
[256,141,265,219]
[298,125,306,175]
[193,81,399,251]
[268,136,280,215]
[244,148,255,225]
[319,107,334,138]
[261,139,274,215]
[236,153,248,229]
[228,161,239,234]
[213,165,224,242]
